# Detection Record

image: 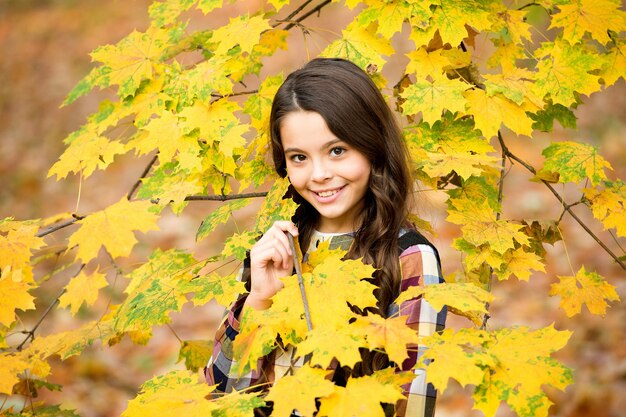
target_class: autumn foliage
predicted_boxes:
[1,1,625,416]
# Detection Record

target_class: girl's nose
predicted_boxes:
[311,159,332,182]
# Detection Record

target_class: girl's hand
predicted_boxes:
[245,221,299,310]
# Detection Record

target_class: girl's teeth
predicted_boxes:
[318,190,338,197]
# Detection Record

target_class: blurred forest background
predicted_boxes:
[0,1,624,416]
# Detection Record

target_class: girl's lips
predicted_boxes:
[311,186,345,203]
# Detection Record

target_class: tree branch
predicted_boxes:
[499,137,626,271]
[481,131,508,329]
[127,153,158,200]
[183,192,268,202]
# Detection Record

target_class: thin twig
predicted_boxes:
[500,138,626,271]
[272,0,315,28]
[127,153,158,200]
[283,0,333,31]
[16,286,68,351]
[287,233,313,332]
[36,217,81,238]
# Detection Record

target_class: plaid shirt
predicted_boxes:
[205,228,446,417]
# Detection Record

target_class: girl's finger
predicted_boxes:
[270,220,299,237]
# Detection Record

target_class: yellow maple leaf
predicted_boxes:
[317,372,406,417]
[550,0,626,45]
[419,328,492,391]
[26,319,117,360]
[491,8,532,45]
[296,328,363,369]
[321,20,394,70]
[584,180,626,237]
[234,308,279,373]
[473,325,572,417]
[59,268,108,315]
[495,248,545,281]
[48,128,125,180]
[406,47,452,79]
[0,221,44,283]
[0,353,32,395]
[133,110,202,164]
[69,198,160,263]
[122,370,218,416]
[351,314,420,364]
[448,199,530,254]
[212,14,271,56]
[396,282,494,326]
[482,68,544,107]
[0,277,35,327]
[266,365,335,417]
[464,88,535,138]
[599,40,626,87]
[401,72,468,125]
[90,26,172,97]
[549,266,620,316]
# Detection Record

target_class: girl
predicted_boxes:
[206,58,446,417]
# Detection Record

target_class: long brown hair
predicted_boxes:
[269,58,414,375]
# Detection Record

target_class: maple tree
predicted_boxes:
[1,1,625,416]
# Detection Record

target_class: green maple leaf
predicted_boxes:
[122,370,217,416]
[529,103,577,132]
[149,0,196,28]
[196,198,252,241]
[211,391,266,417]
[539,141,612,185]
[183,272,246,307]
[177,339,213,372]
[115,249,198,332]
[138,162,204,214]
[533,40,602,106]
[430,0,495,47]
[357,1,411,38]
[401,73,468,124]
[243,74,284,131]
[406,113,498,179]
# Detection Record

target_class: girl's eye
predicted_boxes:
[289,154,306,163]
[330,147,346,157]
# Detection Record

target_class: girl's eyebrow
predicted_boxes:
[283,138,343,154]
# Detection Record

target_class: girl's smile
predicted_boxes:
[280,111,371,233]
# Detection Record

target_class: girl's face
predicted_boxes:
[280,111,371,233]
